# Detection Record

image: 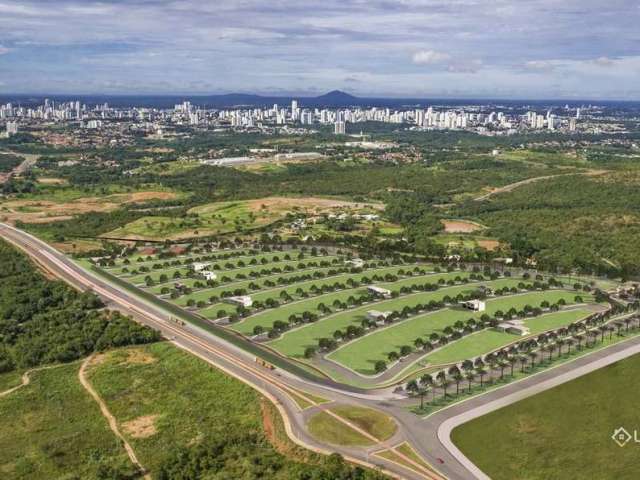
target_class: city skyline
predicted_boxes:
[0,1,639,99]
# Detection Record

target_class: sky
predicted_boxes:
[0,0,639,99]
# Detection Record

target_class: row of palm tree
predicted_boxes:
[407,310,640,409]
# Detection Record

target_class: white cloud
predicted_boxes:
[0,46,9,55]
[592,56,615,66]
[524,60,556,72]
[412,50,451,65]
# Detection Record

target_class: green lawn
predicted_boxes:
[451,352,640,480]
[127,252,330,285]
[307,405,396,447]
[327,290,593,375]
[234,270,471,337]
[423,308,592,366]
[0,363,135,479]
[180,264,408,308]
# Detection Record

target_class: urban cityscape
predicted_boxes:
[1,2,639,480]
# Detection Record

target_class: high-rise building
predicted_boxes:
[6,121,18,137]
[334,121,346,135]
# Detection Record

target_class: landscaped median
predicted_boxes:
[307,405,397,447]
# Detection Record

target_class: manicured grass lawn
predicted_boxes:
[0,363,134,479]
[106,247,254,274]
[232,272,470,334]
[128,253,325,285]
[423,308,591,365]
[451,352,640,480]
[327,290,593,375]
[307,412,374,446]
[307,405,396,447]
[182,264,408,308]
[330,405,397,441]
[243,271,473,339]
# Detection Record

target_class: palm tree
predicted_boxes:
[508,356,518,376]
[436,371,449,399]
[565,338,574,355]
[465,371,475,392]
[476,368,487,388]
[518,355,528,373]
[418,387,430,410]
[573,334,584,350]
[528,351,538,369]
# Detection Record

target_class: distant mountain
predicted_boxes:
[310,90,359,107]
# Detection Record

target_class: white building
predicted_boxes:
[368,285,392,298]
[193,262,211,272]
[497,320,530,336]
[5,121,18,137]
[461,299,486,312]
[225,296,253,308]
[202,271,217,281]
[345,258,365,268]
[334,121,346,135]
[366,310,392,324]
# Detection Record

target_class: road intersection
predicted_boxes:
[2,222,639,480]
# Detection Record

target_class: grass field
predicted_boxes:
[307,405,396,447]
[267,277,529,359]
[451,352,640,480]
[0,362,135,479]
[422,308,592,366]
[106,196,385,240]
[327,290,594,375]
[231,270,469,335]
[87,343,264,474]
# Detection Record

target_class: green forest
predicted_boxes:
[0,239,161,372]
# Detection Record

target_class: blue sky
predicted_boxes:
[0,0,639,99]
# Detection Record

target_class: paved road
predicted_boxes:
[3,222,638,480]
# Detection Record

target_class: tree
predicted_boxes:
[374,360,387,373]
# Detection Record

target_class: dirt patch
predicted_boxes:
[477,239,500,251]
[89,352,109,367]
[37,177,67,185]
[122,414,160,439]
[0,191,177,225]
[261,398,312,461]
[441,219,485,233]
[246,196,384,214]
[123,348,158,365]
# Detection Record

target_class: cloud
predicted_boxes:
[0,0,639,98]
[447,59,483,73]
[524,60,556,72]
[592,56,615,66]
[412,50,451,65]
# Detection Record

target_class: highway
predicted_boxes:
[3,222,640,480]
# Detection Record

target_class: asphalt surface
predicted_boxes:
[3,222,639,480]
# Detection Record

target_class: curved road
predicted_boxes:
[2,222,639,480]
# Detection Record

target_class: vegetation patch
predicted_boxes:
[451,353,640,480]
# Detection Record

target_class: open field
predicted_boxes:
[327,290,595,375]
[0,362,134,479]
[0,188,178,225]
[106,195,385,240]
[451,352,640,480]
